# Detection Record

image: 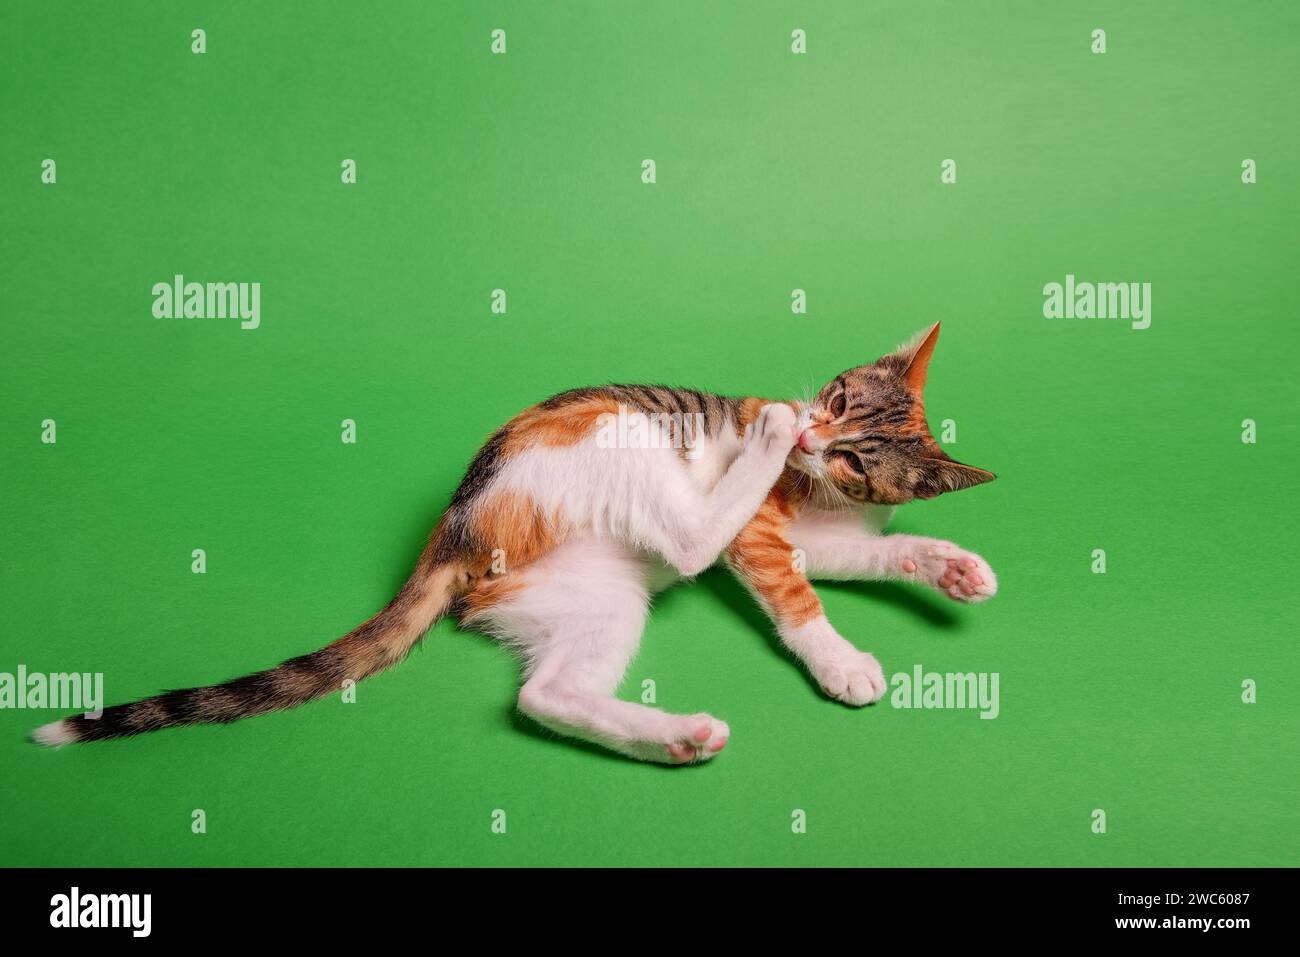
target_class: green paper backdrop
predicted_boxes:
[2,1,1296,867]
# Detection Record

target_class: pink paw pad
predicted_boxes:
[666,742,694,763]
[692,725,712,743]
[709,738,728,753]
[901,558,917,574]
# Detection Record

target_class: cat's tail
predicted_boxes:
[31,546,468,746]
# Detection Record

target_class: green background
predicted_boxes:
[2,1,1296,867]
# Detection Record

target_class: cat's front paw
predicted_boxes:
[809,646,887,706]
[899,540,997,603]
[743,403,798,459]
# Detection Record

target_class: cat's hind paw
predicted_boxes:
[899,541,997,603]
[664,714,730,764]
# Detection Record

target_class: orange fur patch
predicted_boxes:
[458,573,527,621]
[726,488,823,628]
[734,397,765,432]
[468,490,563,572]
[500,396,621,456]
[455,491,565,623]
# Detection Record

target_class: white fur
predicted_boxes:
[32,719,74,747]
[474,538,728,764]
[463,401,996,763]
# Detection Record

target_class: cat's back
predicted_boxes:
[500,383,744,466]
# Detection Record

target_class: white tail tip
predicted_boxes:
[31,720,76,747]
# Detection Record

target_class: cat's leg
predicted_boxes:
[520,643,731,764]
[726,490,887,706]
[465,539,729,764]
[636,402,798,576]
[787,510,997,603]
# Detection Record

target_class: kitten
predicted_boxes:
[34,323,997,763]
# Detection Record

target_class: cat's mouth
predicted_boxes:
[786,447,820,476]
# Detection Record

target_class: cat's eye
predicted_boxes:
[830,393,847,418]
[830,449,861,473]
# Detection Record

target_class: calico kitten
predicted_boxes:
[34,323,997,763]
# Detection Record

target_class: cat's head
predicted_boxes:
[789,323,995,505]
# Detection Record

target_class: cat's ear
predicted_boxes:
[915,452,996,498]
[872,322,941,393]
[898,322,940,394]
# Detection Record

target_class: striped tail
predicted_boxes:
[31,551,465,746]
